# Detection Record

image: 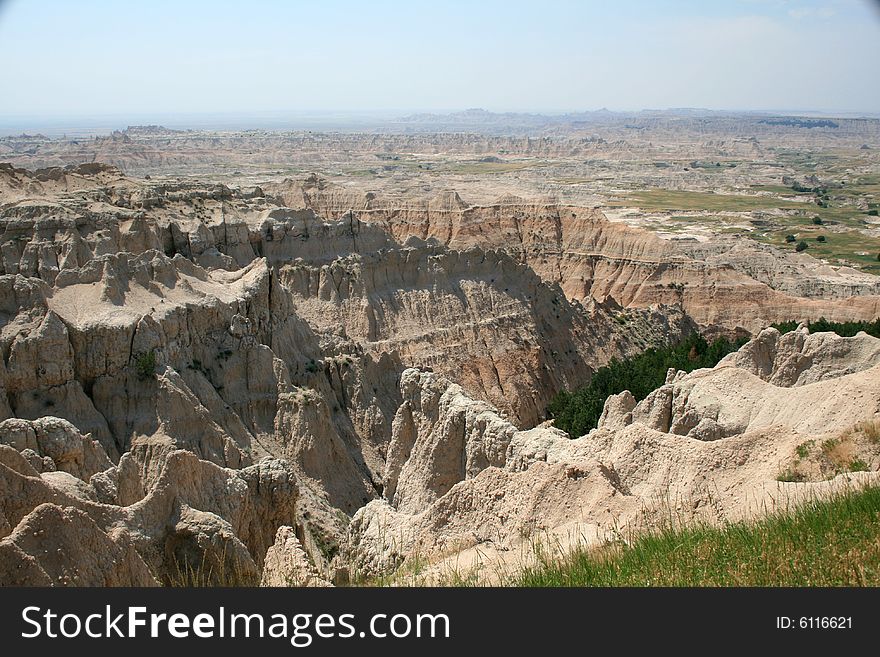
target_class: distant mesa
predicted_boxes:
[123,125,186,135]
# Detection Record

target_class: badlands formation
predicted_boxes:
[1,159,879,586]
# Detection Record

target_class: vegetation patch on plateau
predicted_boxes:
[604,189,810,212]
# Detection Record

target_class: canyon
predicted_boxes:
[1,115,879,585]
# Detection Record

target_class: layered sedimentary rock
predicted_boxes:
[270,177,880,333]
[0,165,686,583]
[3,116,878,173]
[261,526,332,587]
[1,164,879,585]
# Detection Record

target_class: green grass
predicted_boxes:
[166,549,259,587]
[668,213,742,224]
[752,225,880,273]
[603,183,880,271]
[749,184,813,197]
[444,160,544,174]
[849,458,869,473]
[834,173,880,199]
[605,189,811,212]
[795,440,815,459]
[609,189,869,225]
[515,486,880,586]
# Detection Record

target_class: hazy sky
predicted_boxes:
[1,0,879,118]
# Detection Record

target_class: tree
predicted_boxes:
[785,234,796,243]
[812,216,823,225]
[795,241,809,252]
[816,235,826,242]
[547,334,747,438]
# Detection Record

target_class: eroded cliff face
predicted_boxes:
[1,165,879,585]
[0,165,689,583]
[269,177,880,333]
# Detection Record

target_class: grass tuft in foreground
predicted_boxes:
[515,486,880,586]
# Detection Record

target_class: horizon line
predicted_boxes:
[2,106,880,120]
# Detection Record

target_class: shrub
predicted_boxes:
[795,241,808,252]
[816,235,826,242]
[785,234,796,243]
[856,420,880,443]
[868,209,878,216]
[821,437,839,454]
[795,440,814,459]
[848,458,869,473]
[134,350,157,379]
[777,468,806,483]
[812,216,823,225]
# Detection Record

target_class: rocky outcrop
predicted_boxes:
[268,187,880,333]
[341,331,880,580]
[595,327,880,442]
[626,363,880,439]
[0,437,299,585]
[681,239,880,300]
[385,369,515,513]
[0,416,112,480]
[0,503,158,586]
[261,526,332,587]
[720,325,880,386]
[597,391,636,431]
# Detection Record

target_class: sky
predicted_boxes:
[0,0,879,121]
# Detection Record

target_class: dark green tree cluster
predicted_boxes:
[547,333,747,439]
[771,317,880,338]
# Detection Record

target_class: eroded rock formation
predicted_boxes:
[1,164,879,585]
[343,328,880,580]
